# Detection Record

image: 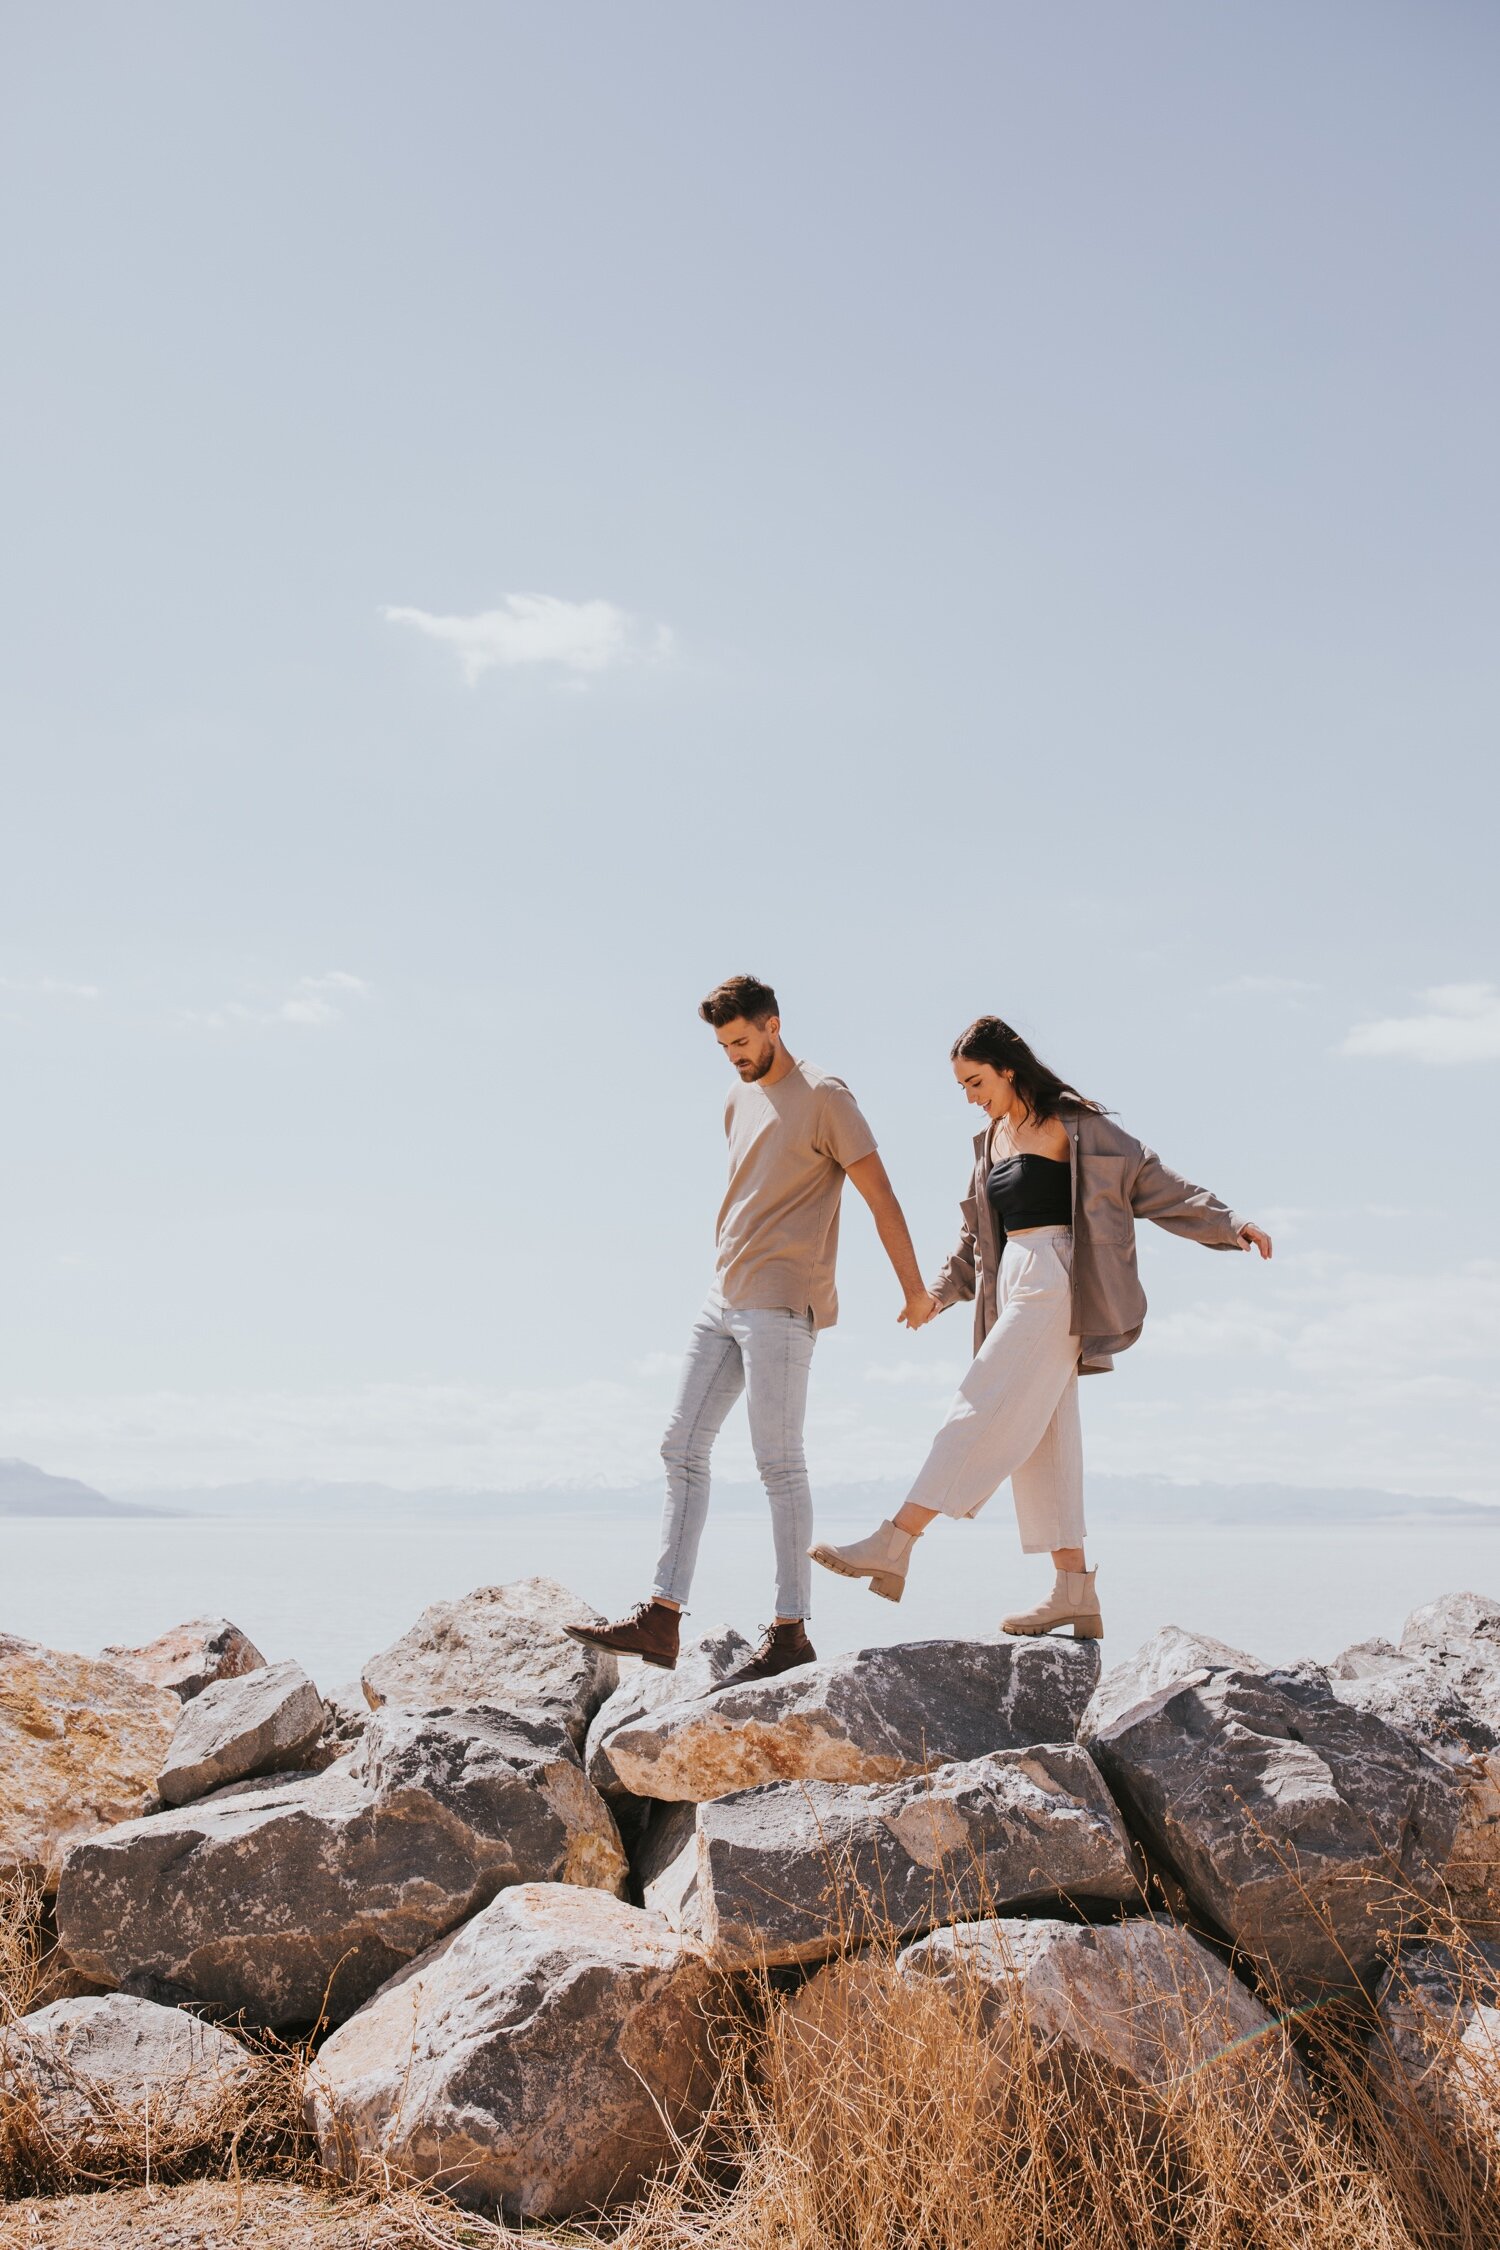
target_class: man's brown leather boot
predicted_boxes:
[712,1620,817,1690]
[563,1599,680,1669]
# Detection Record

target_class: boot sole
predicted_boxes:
[711,1650,817,1691]
[563,1627,678,1668]
[808,1547,905,1603]
[1002,1617,1103,1640]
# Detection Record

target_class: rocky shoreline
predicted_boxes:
[3,1580,1499,2219]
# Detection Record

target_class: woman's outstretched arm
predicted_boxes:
[1129,1146,1272,1257]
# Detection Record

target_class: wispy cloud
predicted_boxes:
[184,971,371,1032]
[0,975,101,1000]
[383,593,673,686]
[5,1256,1497,1499]
[1214,974,1321,997]
[0,1374,686,1491]
[1339,983,1500,1066]
[1148,1257,1500,1380]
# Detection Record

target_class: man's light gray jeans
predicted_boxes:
[653,1293,817,1620]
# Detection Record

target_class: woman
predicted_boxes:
[809,1017,1272,1639]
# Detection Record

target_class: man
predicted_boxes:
[566,973,932,1687]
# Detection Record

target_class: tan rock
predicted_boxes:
[99,1618,265,1702]
[57,1706,627,2028]
[1079,1624,1260,1742]
[584,1626,752,1795]
[1374,1938,1500,2142]
[0,1636,178,1891]
[0,1993,257,2148]
[602,1636,1100,1804]
[788,1915,1295,2100]
[361,1578,617,1748]
[1089,1656,1462,1999]
[901,1916,1293,2091]
[1329,1631,1500,1926]
[156,1661,325,1808]
[309,1883,720,2216]
[643,1747,1139,1968]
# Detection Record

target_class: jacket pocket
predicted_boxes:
[1077,1153,1132,1245]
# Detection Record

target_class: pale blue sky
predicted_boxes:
[2,2,1496,1500]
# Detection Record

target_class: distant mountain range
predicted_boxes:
[3,1459,1491,1528]
[0,1458,179,1518]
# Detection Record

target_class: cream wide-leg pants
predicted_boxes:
[905,1225,1085,1552]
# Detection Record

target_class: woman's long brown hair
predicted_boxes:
[950,1016,1104,1123]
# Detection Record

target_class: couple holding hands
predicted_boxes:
[567,973,1271,1691]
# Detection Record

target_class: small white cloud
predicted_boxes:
[185,972,372,1033]
[1340,983,1500,1066]
[383,593,673,686]
[632,1351,685,1380]
[1213,975,1320,997]
[272,971,370,1027]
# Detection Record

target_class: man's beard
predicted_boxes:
[739,1045,775,1082]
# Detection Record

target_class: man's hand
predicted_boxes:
[1238,1222,1273,1259]
[899,1289,941,1330]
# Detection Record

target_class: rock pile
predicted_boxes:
[5,1584,1499,2216]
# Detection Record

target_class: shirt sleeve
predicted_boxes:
[1129,1144,1246,1249]
[928,1192,979,1309]
[815,1080,879,1171]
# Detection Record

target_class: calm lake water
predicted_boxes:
[6,1507,1500,1688]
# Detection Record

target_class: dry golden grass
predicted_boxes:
[0,1879,41,2025]
[613,1907,1500,2250]
[6,1864,1500,2246]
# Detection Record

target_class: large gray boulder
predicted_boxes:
[57,1706,627,2027]
[603,1637,1100,1804]
[790,1916,1292,2097]
[1373,1938,1500,2142]
[157,1660,326,1808]
[309,1883,721,2217]
[0,1992,257,2147]
[0,1636,179,1891]
[1080,1625,1259,1743]
[584,1626,752,1796]
[1330,1597,1500,1925]
[1328,1637,1406,1682]
[1402,1592,1500,1660]
[100,1618,266,1703]
[642,1745,1139,1967]
[1089,1653,1463,1997]
[361,1578,617,1749]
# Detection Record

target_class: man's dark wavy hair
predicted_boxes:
[950,1016,1103,1122]
[699,974,779,1028]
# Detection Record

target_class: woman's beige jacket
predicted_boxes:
[927,1104,1247,1373]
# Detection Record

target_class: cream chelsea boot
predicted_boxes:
[808,1519,917,1604]
[1001,1569,1102,1641]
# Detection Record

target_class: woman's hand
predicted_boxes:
[899,1289,941,1329]
[1238,1222,1273,1259]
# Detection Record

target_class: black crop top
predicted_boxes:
[986,1152,1072,1233]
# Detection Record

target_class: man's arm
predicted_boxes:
[845,1152,938,1328]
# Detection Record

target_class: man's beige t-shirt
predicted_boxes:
[714,1060,877,1329]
